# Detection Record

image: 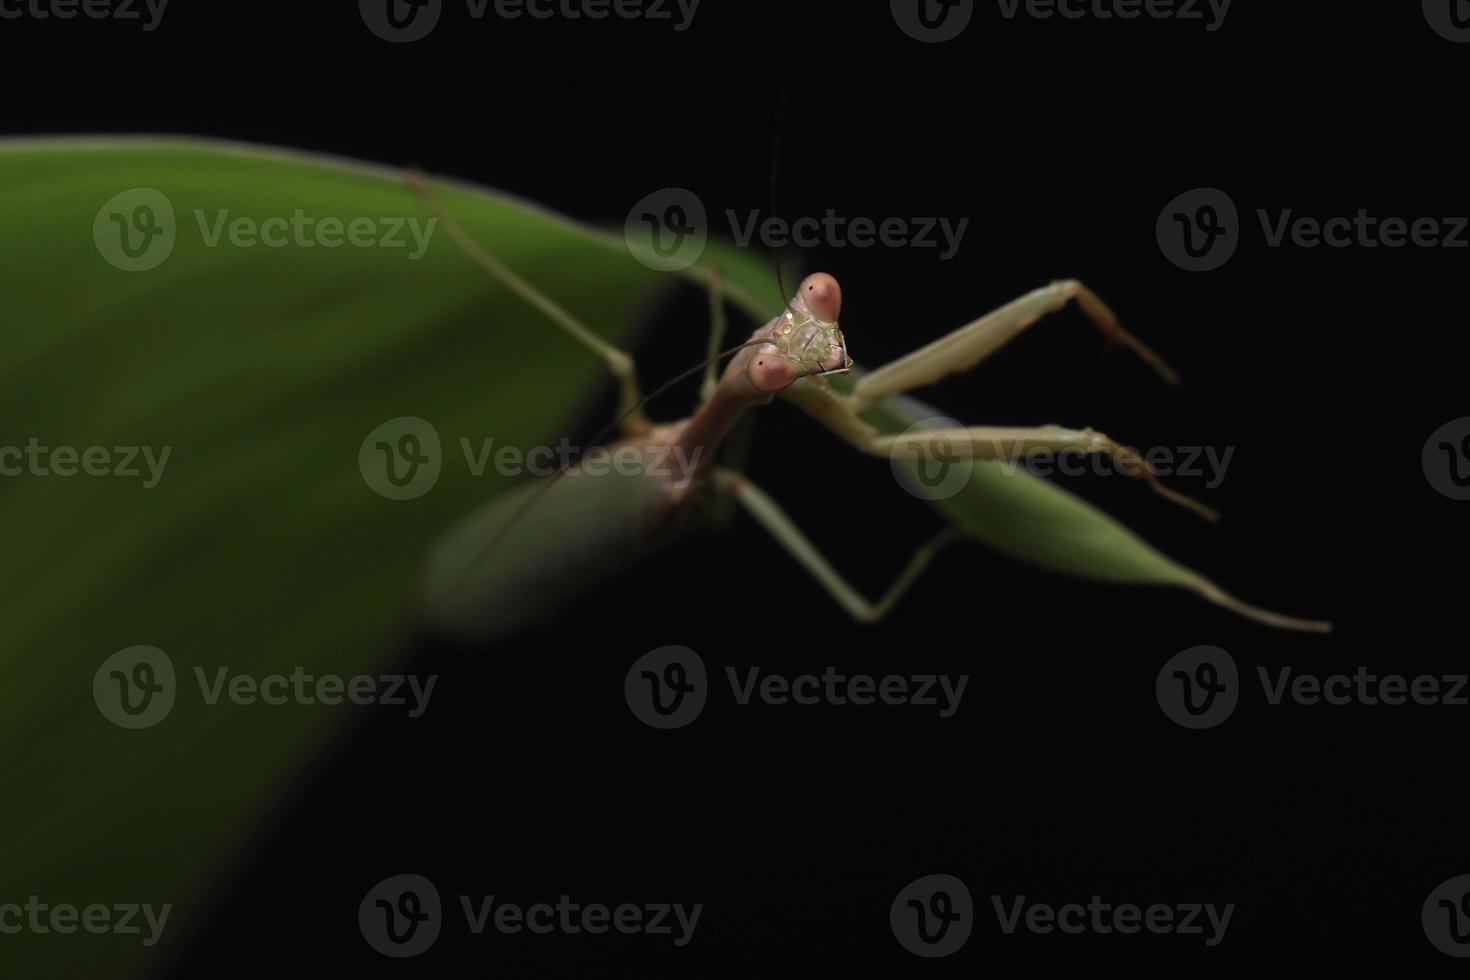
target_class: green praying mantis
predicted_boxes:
[410,176,1331,640]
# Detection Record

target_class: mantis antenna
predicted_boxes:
[768,0,815,315]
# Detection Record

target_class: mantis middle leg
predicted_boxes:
[713,468,960,623]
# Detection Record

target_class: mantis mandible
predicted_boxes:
[410,178,1330,639]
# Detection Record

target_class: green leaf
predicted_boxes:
[0,136,753,977]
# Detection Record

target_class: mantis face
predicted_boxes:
[748,273,852,392]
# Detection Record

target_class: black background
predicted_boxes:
[5,0,1466,974]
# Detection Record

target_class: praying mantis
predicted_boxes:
[411,177,1331,640]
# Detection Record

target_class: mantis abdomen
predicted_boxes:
[418,444,694,640]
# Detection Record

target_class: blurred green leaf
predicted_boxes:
[0,136,769,977]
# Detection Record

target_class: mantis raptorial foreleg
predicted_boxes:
[712,468,960,623]
[409,173,650,432]
[850,280,1179,409]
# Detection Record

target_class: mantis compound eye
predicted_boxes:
[798,272,841,322]
[749,352,802,392]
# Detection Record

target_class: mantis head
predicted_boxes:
[749,273,852,392]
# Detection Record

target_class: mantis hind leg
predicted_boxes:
[409,171,651,433]
[712,468,960,623]
[851,279,1179,409]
